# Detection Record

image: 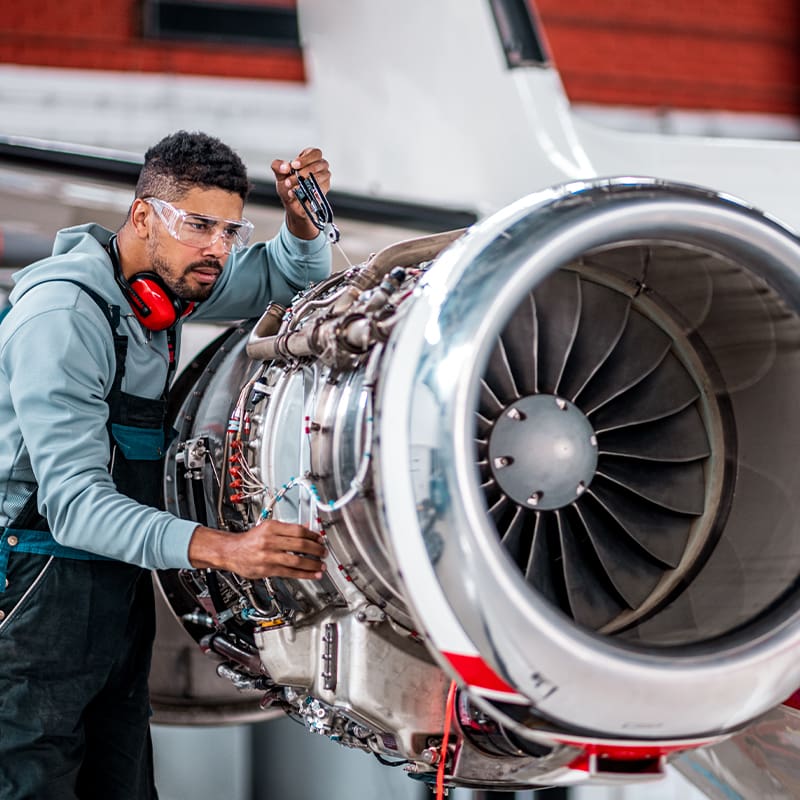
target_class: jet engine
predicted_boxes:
[157,178,800,790]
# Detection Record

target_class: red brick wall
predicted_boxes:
[0,0,304,81]
[536,0,800,115]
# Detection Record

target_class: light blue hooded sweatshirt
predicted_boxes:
[0,222,330,570]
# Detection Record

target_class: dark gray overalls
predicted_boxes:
[0,281,174,799]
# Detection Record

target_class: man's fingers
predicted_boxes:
[250,521,327,559]
[255,520,324,542]
[265,536,327,560]
[271,149,325,176]
[270,566,326,580]
[282,163,330,187]
[275,551,327,571]
[294,146,322,165]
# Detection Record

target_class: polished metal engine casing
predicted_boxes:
[160,179,800,789]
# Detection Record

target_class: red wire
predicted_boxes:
[436,681,458,800]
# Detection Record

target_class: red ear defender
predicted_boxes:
[125,272,194,331]
[108,236,193,331]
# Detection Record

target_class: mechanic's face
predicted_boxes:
[145,187,246,302]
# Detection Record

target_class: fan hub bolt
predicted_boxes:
[489,394,598,511]
[527,491,543,507]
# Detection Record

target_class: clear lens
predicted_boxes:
[145,198,253,252]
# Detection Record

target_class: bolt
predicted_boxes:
[527,491,543,507]
[555,397,568,410]
[590,434,598,447]
[507,407,525,421]
[576,481,586,497]
[493,456,513,469]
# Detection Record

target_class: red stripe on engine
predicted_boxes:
[563,740,710,772]
[441,651,517,694]
[783,689,800,710]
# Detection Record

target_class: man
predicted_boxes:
[0,131,331,799]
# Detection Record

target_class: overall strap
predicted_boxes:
[14,278,128,392]
[43,278,128,392]
[37,278,176,396]
[2,279,128,546]
[164,326,177,398]
[38,277,177,396]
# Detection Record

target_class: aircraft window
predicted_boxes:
[142,1,300,48]
[489,0,549,68]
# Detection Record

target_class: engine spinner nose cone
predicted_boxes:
[489,394,598,511]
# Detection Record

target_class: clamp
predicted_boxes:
[292,169,341,244]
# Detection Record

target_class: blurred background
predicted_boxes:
[2,1,800,797]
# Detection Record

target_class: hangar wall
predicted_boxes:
[1,0,798,116]
[537,0,800,115]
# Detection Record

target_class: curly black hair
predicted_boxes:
[135,130,252,201]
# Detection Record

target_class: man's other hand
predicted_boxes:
[271,147,331,240]
[188,519,327,580]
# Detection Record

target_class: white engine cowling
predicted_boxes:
[157,178,800,790]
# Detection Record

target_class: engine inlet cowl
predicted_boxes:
[377,178,800,740]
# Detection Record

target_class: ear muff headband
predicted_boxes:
[108,236,194,331]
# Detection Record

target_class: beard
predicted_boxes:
[148,246,222,302]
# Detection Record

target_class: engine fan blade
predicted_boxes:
[597,404,711,462]
[576,308,672,415]
[533,270,582,394]
[475,410,492,442]
[696,265,777,394]
[479,379,505,419]
[583,245,649,284]
[481,472,499,500]
[479,469,494,493]
[557,508,626,629]
[590,352,701,432]
[589,480,694,567]
[573,495,664,609]
[484,336,520,406]
[525,512,568,611]
[597,457,706,515]
[499,506,534,567]
[558,279,631,402]
[499,292,538,396]
[643,247,715,330]
[479,452,502,508]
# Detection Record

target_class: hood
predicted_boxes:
[9,223,118,306]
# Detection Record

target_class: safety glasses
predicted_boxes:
[144,197,254,253]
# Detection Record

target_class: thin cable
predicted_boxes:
[436,681,457,800]
[372,753,409,767]
[335,240,354,268]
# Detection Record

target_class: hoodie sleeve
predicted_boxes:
[191,222,332,321]
[0,288,197,569]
